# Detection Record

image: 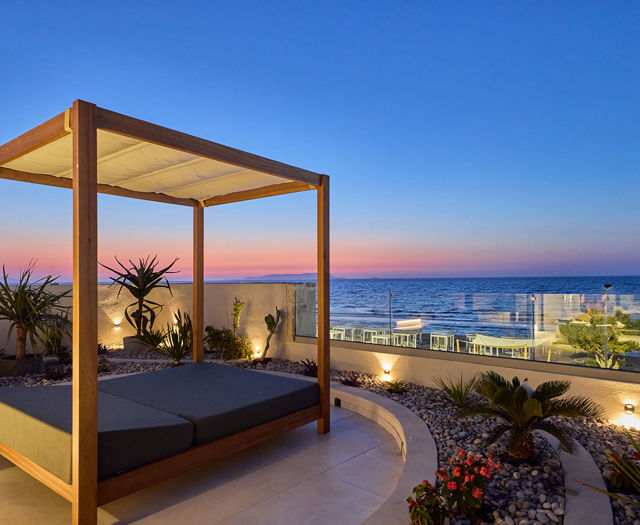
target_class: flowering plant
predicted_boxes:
[408,449,500,524]
[438,449,500,517]
[407,480,447,525]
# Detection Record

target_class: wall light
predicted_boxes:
[625,403,635,415]
[114,319,121,329]
[381,366,392,382]
[253,346,262,359]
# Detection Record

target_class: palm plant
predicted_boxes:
[434,374,477,407]
[458,371,603,460]
[144,310,193,366]
[0,263,70,359]
[100,255,178,336]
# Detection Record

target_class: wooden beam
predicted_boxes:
[0,110,70,165]
[96,107,322,187]
[193,205,204,363]
[97,405,320,506]
[203,181,313,207]
[72,100,99,525]
[317,175,330,434]
[0,442,73,502]
[0,167,197,207]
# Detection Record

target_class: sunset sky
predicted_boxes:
[1,2,639,281]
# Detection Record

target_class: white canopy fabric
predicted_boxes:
[1,130,293,203]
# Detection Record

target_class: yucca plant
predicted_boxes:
[100,255,178,335]
[433,374,477,407]
[145,310,192,366]
[261,307,281,359]
[458,371,603,460]
[0,263,70,359]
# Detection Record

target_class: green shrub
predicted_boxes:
[433,374,476,407]
[458,372,603,460]
[221,335,252,360]
[384,380,406,394]
[262,307,281,359]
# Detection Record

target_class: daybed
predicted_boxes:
[0,100,330,523]
[0,364,319,501]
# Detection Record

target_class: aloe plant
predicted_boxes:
[100,255,178,336]
[434,374,477,407]
[458,372,603,460]
[261,307,281,359]
[143,310,193,366]
[0,262,70,359]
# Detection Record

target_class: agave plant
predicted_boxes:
[434,374,477,407]
[0,262,70,359]
[261,307,281,359]
[100,255,178,336]
[38,312,72,364]
[458,371,603,460]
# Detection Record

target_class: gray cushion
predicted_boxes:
[98,363,319,444]
[0,385,194,483]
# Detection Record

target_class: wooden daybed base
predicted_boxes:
[0,404,319,506]
[0,363,321,506]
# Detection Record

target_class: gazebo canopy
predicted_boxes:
[0,100,330,525]
[0,106,322,205]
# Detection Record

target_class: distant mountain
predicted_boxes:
[244,272,344,282]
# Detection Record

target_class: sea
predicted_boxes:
[326,276,640,338]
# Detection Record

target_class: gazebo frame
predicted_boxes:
[0,100,330,524]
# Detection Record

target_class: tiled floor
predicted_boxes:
[0,406,403,524]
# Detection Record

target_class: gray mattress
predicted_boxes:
[0,385,193,483]
[98,363,320,444]
[0,363,319,483]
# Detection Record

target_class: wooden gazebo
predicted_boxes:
[0,100,330,524]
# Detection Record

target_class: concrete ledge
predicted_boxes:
[329,384,436,525]
[542,433,613,525]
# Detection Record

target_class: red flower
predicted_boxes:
[453,467,462,477]
[633,451,640,461]
[465,458,473,466]
[480,466,490,478]
[472,487,483,499]
[447,481,458,490]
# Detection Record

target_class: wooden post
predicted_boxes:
[193,204,204,363]
[72,100,98,525]
[317,176,330,434]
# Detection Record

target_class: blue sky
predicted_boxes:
[0,1,638,280]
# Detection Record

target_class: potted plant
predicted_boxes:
[0,262,70,376]
[100,255,178,351]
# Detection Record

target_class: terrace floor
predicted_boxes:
[0,405,403,524]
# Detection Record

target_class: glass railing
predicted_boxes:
[294,279,640,371]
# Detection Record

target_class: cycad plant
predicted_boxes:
[0,263,70,359]
[458,371,603,460]
[100,255,178,336]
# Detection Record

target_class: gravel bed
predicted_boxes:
[559,418,640,525]
[232,359,566,525]
[0,359,172,387]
